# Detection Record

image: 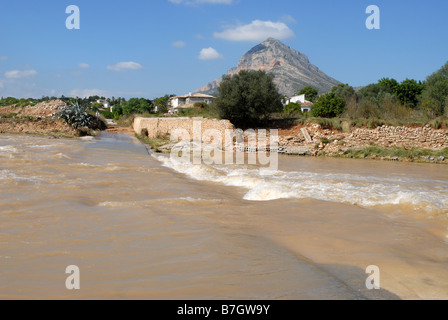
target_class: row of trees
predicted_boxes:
[212,62,448,127]
[0,94,176,119]
[303,63,448,120]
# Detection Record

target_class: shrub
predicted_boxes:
[284,102,302,115]
[421,61,448,116]
[100,110,114,119]
[429,119,442,129]
[311,93,346,118]
[194,102,209,109]
[58,101,105,130]
[0,97,19,107]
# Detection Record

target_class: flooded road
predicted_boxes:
[0,133,447,299]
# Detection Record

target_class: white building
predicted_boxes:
[284,94,313,113]
[97,99,112,112]
[169,93,214,112]
[285,94,307,105]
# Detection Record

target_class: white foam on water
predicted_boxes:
[56,153,71,159]
[98,201,136,207]
[153,154,448,215]
[27,145,55,149]
[0,169,41,183]
[75,163,98,167]
[98,197,219,208]
[0,145,18,153]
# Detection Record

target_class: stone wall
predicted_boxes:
[276,123,448,157]
[345,125,448,149]
[133,117,235,141]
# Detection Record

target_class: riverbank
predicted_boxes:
[0,117,77,138]
[131,117,448,164]
[0,100,107,138]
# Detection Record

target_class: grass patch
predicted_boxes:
[333,146,448,162]
[174,105,220,119]
[135,134,171,153]
[0,113,18,119]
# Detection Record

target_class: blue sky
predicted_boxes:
[0,0,447,99]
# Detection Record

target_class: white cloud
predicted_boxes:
[4,70,38,79]
[169,0,232,4]
[172,41,187,48]
[69,88,109,98]
[78,62,90,68]
[198,47,223,60]
[107,61,143,72]
[0,56,8,61]
[0,80,4,88]
[214,20,295,42]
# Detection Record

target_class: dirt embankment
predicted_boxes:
[0,99,67,118]
[0,100,77,136]
[0,118,75,136]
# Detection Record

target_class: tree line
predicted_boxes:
[214,61,448,127]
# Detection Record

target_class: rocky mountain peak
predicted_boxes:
[195,38,340,97]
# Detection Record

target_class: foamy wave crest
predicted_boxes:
[153,154,448,214]
[0,145,18,153]
[98,197,220,208]
[0,170,41,183]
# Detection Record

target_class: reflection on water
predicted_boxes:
[0,133,447,299]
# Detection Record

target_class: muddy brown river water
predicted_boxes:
[0,133,447,299]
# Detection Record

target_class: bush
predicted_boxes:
[58,101,105,130]
[122,98,153,115]
[194,102,209,109]
[421,61,448,116]
[429,119,442,129]
[100,110,114,119]
[284,102,302,115]
[0,97,19,107]
[311,93,345,118]
[215,70,283,128]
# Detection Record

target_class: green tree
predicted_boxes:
[298,86,318,102]
[332,84,356,101]
[122,98,153,115]
[311,93,346,118]
[378,78,399,94]
[91,102,103,111]
[215,70,283,127]
[154,94,175,114]
[395,78,425,108]
[421,62,448,116]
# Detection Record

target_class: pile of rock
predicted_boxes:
[22,99,67,117]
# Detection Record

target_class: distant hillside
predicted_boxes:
[195,38,341,97]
